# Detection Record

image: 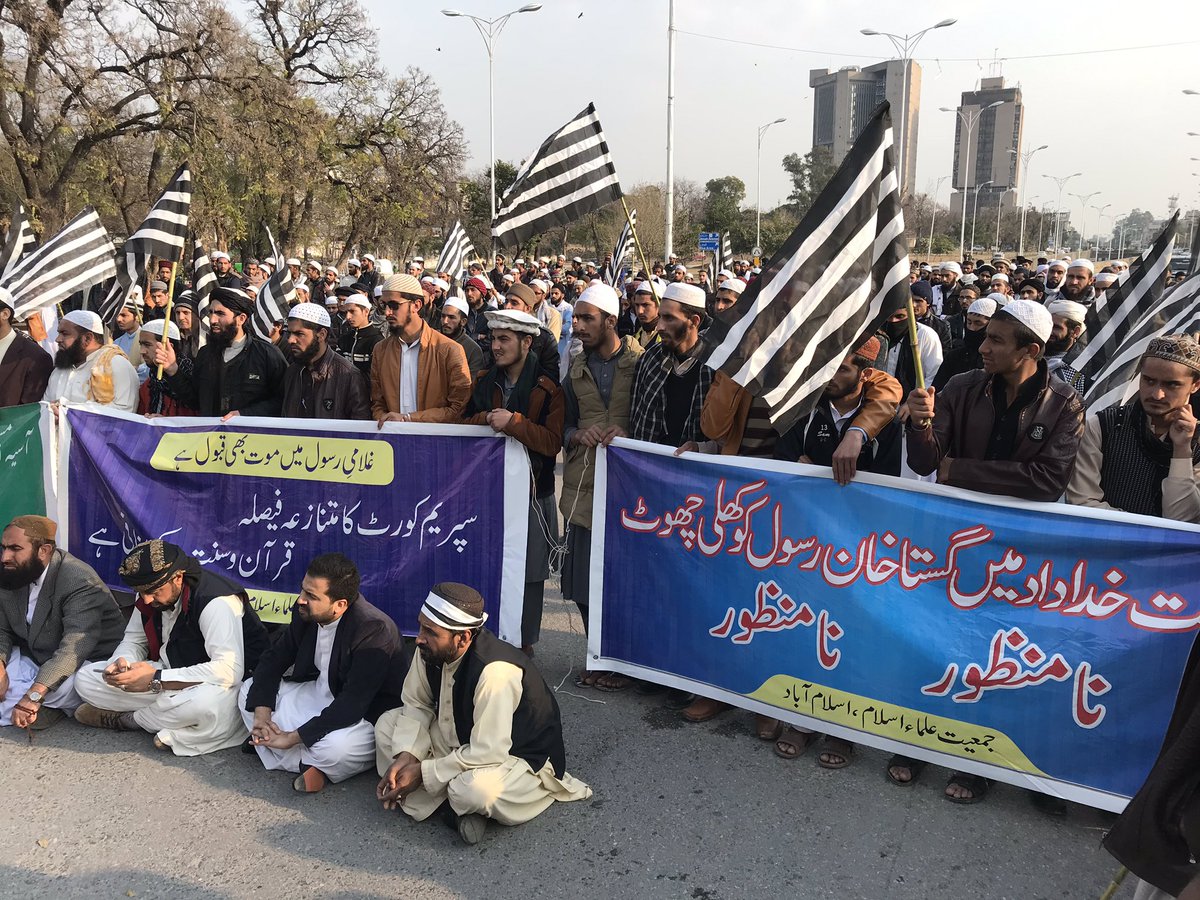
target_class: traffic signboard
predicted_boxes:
[698,232,721,251]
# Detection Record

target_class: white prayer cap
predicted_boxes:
[1069,258,1095,273]
[991,272,1009,284]
[362,254,376,262]
[717,279,745,295]
[377,259,395,278]
[381,273,423,297]
[673,264,687,273]
[432,277,450,292]
[1035,264,1049,274]
[1048,259,1068,271]
[324,265,338,275]
[999,296,1053,343]
[306,259,321,269]
[420,275,435,284]
[586,261,597,268]
[751,266,762,275]
[485,309,541,335]
[940,261,962,275]
[294,282,310,296]
[919,263,932,272]
[634,278,662,296]
[288,302,332,328]
[211,250,230,261]
[663,282,707,310]
[502,273,515,284]
[347,258,361,268]
[414,256,425,264]
[286,257,301,267]
[140,318,181,340]
[343,293,372,310]
[421,585,487,631]
[443,296,470,317]
[530,278,549,291]
[717,268,734,280]
[968,297,997,317]
[987,292,1009,306]
[62,310,104,335]
[373,285,383,298]
[1094,272,1118,288]
[960,273,979,285]
[323,293,339,306]
[572,256,582,263]
[577,282,620,316]
[514,258,525,265]
[1046,298,1089,327]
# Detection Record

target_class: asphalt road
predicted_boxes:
[2,590,1128,900]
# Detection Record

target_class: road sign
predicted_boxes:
[751,246,763,257]
[699,232,721,252]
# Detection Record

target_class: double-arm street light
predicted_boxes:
[927,175,950,255]
[1009,144,1048,256]
[756,117,786,252]
[1091,203,1111,256]
[861,18,956,196]
[1042,172,1082,252]
[971,180,994,256]
[1069,191,1100,256]
[943,100,1004,260]
[442,4,543,242]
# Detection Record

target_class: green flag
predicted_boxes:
[0,403,46,524]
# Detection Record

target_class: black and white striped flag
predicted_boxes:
[436,220,476,283]
[249,227,294,342]
[492,103,623,248]
[1066,214,1177,385]
[606,209,636,285]
[0,206,117,321]
[191,239,217,347]
[704,103,910,434]
[721,232,733,271]
[0,203,37,280]
[97,162,192,326]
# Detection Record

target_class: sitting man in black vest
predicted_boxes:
[241,553,409,794]
[374,583,592,845]
[74,540,269,756]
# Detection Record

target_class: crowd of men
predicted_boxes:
[2,243,1199,877]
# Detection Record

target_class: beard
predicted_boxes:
[290,340,323,366]
[1044,335,1073,357]
[207,326,234,351]
[54,341,87,369]
[1060,282,1088,301]
[0,555,47,590]
[821,379,860,403]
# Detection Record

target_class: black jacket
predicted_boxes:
[166,335,287,417]
[336,323,384,379]
[280,345,371,420]
[246,595,409,748]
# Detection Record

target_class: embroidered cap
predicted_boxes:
[1144,334,1200,374]
[119,540,187,591]
[420,583,487,631]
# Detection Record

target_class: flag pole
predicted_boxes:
[905,295,930,427]
[155,261,180,380]
[1097,866,1128,900]
[620,197,659,304]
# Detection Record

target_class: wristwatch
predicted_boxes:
[26,689,44,703]
[149,671,163,694]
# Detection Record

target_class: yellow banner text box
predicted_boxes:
[150,431,394,485]
[748,674,1046,775]
[247,588,297,625]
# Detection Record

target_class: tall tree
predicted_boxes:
[782,147,838,217]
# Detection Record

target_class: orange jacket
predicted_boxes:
[369,323,472,423]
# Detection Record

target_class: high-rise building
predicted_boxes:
[809,60,920,194]
[949,76,1024,213]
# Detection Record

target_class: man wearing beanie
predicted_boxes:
[74,540,269,755]
[0,287,53,408]
[0,515,124,731]
[375,583,591,845]
[901,296,1085,806]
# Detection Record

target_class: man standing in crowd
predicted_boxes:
[879,299,944,396]
[631,280,662,349]
[933,262,962,315]
[711,279,744,315]
[910,279,952,352]
[1044,298,1089,393]
[559,283,643,686]
[530,279,562,343]
[359,255,380,297]
[113,292,145,372]
[335,293,383,381]
[375,583,591,845]
[74,540,269,755]
[242,553,408,794]
[901,297,1085,804]
[0,288,52,407]
[136,320,196,416]
[211,251,240,289]
[281,302,370,420]
[172,291,201,363]
[1060,259,1097,307]
[463,309,563,656]
[439,295,484,376]
[500,282,562,383]
[370,273,471,426]
[935,297,995,390]
[1067,335,1200,522]
[153,287,287,419]
[44,310,139,413]
[0,516,124,731]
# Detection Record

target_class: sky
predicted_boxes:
[366,0,1200,245]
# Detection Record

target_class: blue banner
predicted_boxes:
[590,439,1200,811]
[60,409,529,642]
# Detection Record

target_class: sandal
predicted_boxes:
[773,726,817,760]
[817,736,855,770]
[596,672,635,692]
[573,669,603,688]
[886,754,927,786]
[944,772,991,805]
[755,715,784,742]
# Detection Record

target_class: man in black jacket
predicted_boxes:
[280,303,370,420]
[242,554,409,794]
[375,583,592,844]
[335,293,383,380]
[151,286,286,418]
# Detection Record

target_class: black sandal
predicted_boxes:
[886,754,927,786]
[944,772,991,804]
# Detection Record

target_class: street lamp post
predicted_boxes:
[1042,172,1082,253]
[442,4,543,247]
[860,18,957,196]
[1069,191,1100,257]
[1091,203,1111,257]
[994,188,1006,252]
[1008,143,1048,257]
[756,117,786,252]
[1038,203,1052,253]
[943,101,1004,261]
[971,180,994,256]
[927,175,950,255]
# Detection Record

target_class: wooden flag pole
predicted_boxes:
[155,261,180,380]
[905,295,931,427]
[1097,866,1128,900]
[620,197,659,304]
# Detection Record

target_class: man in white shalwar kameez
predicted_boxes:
[376,583,591,844]
[42,310,138,412]
[241,553,408,793]
[73,540,268,755]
